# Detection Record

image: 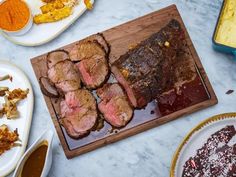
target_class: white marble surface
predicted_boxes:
[1,0,236,176]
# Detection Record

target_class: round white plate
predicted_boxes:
[0,61,34,177]
[1,0,94,46]
[170,113,236,177]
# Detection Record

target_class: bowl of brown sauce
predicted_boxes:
[13,130,54,177]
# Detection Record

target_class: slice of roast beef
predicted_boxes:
[55,80,80,93]
[65,89,97,110]
[97,83,133,127]
[60,117,85,138]
[48,60,78,83]
[47,60,81,92]
[75,55,109,89]
[60,100,95,138]
[69,33,110,61]
[84,33,110,55]
[112,19,196,108]
[39,76,59,98]
[60,89,97,139]
[47,50,69,69]
[97,83,124,100]
[69,40,106,62]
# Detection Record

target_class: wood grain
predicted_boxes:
[31,5,217,159]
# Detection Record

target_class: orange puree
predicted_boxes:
[0,0,30,31]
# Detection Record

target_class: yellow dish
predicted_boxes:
[215,0,236,48]
[33,6,72,24]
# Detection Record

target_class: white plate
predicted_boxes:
[1,0,94,46]
[0,61,34,177]
[171,113,236,177]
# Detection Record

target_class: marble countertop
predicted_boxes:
[1,0,236,176]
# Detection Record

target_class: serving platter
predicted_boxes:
[31,5,217,159]
[0,61,34,176]
[170,112,236,177]
[1,0,94,46]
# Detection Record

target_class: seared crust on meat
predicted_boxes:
[69,40,106,62]
[47,50,70,69]
[112,19,196,108]
[83,33,110,56]
[39,76,59,98]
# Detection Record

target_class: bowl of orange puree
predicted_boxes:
[0,0,32,36]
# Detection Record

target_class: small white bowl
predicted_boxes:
[0,0,33,36]
[13,130,54,177]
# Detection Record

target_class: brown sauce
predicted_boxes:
[59,72,210,151]
[21,142,48,177]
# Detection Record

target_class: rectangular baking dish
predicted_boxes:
[213,0,236,60]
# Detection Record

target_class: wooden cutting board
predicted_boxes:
[31,5,217,159]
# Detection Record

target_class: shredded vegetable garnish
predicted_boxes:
[84,0,93,10]
[0,124,20,155]
[1,89,29,119]
[0,75,12,82]
[6,88,29,101]
[0,87,9,97]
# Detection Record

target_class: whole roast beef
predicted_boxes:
[111,19,196,108]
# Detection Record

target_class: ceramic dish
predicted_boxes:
[212,0,236,60]
[170,112,236,177]
[13,130,54,177]
[0,60,34,177]
[0,0,33,36]
[1,0,94,46]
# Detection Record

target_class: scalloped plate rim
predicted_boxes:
[170,112,236,177]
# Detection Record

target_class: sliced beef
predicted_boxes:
[69,40,109,89]
[112,19,196,108]
[69,40,106,62]
[55,80,80,93]
[60,116,86,138]
[47,50,69,69]
[68,36,110,89]
[97,83,124,99]
[47,60,81,92]
[60,89,97,139]
[69,33,110,61]
[39,76,59,98]
[75,55,109,89]
[65,89,97,110]
[84,33,110,55]
[97,83,133,127]
[48,60,77,83]
[41,50,78,97]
